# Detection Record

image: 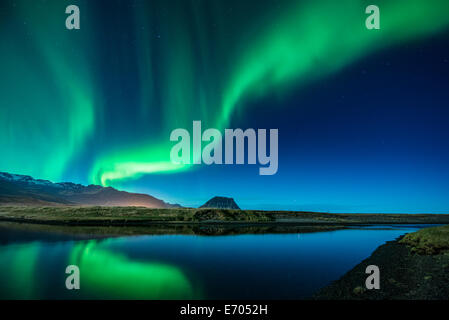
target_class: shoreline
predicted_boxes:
[1,206,449,227]
[0,216,446,227]
[313,230,449,300]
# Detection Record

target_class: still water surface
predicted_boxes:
[0,224,429,299]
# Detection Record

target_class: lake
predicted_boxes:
[0,223,430,299]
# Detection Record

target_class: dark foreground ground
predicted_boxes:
[314,225,449,299]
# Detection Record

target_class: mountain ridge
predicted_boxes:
[0,172,179,208]
[200,196,240,210]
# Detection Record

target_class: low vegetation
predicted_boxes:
[1,206,449,226]
[0,206,274,223]
[400,225,449,254]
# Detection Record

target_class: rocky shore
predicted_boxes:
[314,231,449,300]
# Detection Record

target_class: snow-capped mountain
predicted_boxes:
[0,172,177,208]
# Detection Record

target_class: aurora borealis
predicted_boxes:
[0,237,200,299]
[1,0,449,212]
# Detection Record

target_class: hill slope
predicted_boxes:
[200,196,240,210]
[0,172,176,208]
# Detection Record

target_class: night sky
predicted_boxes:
[1,0,448,212]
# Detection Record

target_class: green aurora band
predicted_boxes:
[0,238,199,299]
[0,0,96,181]
[1,0,448,187]
[69,239,199,299]
[0,242,40,299]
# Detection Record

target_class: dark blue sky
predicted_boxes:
[1,0,448,213]
[123,32,449,213]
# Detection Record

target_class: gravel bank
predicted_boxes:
[314,236,449,300]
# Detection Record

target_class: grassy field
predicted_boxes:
[1,206,449,226]
[0,206,274,223]
[400,224,449,254]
